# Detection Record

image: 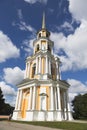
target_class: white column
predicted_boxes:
[45,55,48,73]
[54,87,57,110]
[50,86,54,110]
[66,90,73,120]
[28,87,32,110]
[28,62,30,78]
[49,58,51,75]
[32,86,36,110]
[18,90,22,110]
[39,56,41,73]
[15,90,19,110]
[46,42,48,50]
[64,91,68,120]
[57,86,61,110]
[56,61,60,80]
[36,57,38,74]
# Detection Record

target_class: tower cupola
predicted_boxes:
[37,12,50,39]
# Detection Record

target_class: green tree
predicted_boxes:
[72,93,87,119]
[0,87,14,115]
[0,87,5,115]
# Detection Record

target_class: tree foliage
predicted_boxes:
[0,87,14,115]
[72,93,87,119]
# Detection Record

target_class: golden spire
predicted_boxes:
[42,12,46,29]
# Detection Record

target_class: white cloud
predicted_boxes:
[0,81,17,106]
[50,0,87,71]
[19,21,36,33]
[51,20,87,71]
[60,21,74,31]
[68,0,87,21]
[24,0,47,4]
[3,67,24,85]
[17,9,23,20]
[0,81,16,96]
[0,31,20,63]
[68,79,87,102]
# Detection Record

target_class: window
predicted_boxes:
[37,44,39,51]
[48,44,51,52]
[39,33,41,37]
[35,44,39,53]
[46,33,48,37]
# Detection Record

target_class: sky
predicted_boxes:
[0,0,87,107]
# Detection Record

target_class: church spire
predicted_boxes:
[42,12,46,29]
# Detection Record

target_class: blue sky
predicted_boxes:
[0,0,87,106]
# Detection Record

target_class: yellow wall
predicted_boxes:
[46,86,50,110]
[36,86,40,110]
[21,90,30,118]
[36,86,50,111]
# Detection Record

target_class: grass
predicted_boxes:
[12,120,87,130]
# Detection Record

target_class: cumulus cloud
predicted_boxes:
[3,67,24,85]
[50,0,87,72]
[0,81,17,106]
[68,79,87,102]
[51,19,87,71]
[68,0,87,21]
[0,31,20,63]
[0,81,16,96]
[24,0,47,4]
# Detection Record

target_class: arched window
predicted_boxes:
[32,63,36,78]
[46,33,48,37]
[48,44,51,52]
[35,44,39,53]
[37,44,39,51]
[39,33,41,37]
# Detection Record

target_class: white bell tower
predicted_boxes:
[12,13,73,121]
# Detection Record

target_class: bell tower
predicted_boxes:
[12,13,73,121]
[25,12,60,81]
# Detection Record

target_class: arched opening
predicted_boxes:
[39,33,41,37]
[39,93,47,110]
[48,44,51,52]
[35,44,39,53]
[21,90,30,118]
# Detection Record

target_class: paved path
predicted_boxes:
[0,121,62,130]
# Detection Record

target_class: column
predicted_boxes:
[39,56,41,73]
[27,62,30,78]
[54,87,57,110]
[66,90,73,120]
[56,61,60,80]
[50,86,54,110]
[64,90,68,120]
[18,90,22,110]
[27,87,33,110]
[15,90,19,110]
[36,57,38,74]
[57,86,61,110]
[49,58,51,75]
[32,86,36,110]
[45,55,48,73]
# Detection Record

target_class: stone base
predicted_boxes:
[12,110,73,121]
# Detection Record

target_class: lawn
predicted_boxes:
[12,121,87,130]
